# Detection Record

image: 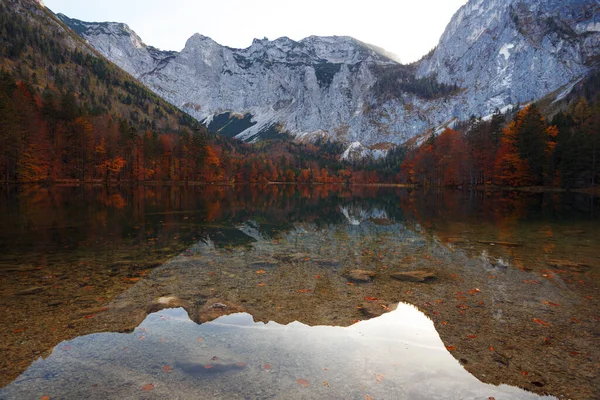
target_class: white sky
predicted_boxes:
[43,0,467,63]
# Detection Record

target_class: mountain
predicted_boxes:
[0,0,212,183]
[55,0,599,156]
[418,0,600,114]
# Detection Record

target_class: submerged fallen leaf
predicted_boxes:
[521,371,529,376]
[163,366,171,372]
[364,296,379,301]
[263,363,271,370]
[375,374,384,383]
[466,334,478,339]
[256,270,265,275]
[204,365,213,369]
[197,337,203,342]
[236,362,246,367]
[323,381,329,387]
[141,384,155,391]
[257,283,266,287]
[446,345,456,351]
[296,378,309,387]
[365,395,373,400]
[40,396,50,400]
[533,318,551,327]
[542,300,560,307]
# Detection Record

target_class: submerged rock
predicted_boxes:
[147,296,189,313]
[346,269,376,283]
[195,299,246,323]
[249,260,279,269]
[390,271,436,283]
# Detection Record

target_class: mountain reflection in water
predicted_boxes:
[1,305,555,400]
[0,185,598,399]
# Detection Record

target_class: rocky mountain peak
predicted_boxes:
[55,0,599,158]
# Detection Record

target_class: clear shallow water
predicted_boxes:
[1,306,555,400]
[0,185,598,399]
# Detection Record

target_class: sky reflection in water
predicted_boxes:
[2,305,556,400]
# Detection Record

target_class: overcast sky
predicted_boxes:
[43,0,467,63]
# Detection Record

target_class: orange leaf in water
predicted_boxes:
[141,384,155,391]
[257,283,265,287]
[314,275,321,279]
[441,321,448,325]
[489,397,496,400]
[364,296,379,301]
[236,362,246,367]
[296,378,309,387]
[139,336,145,341]
[204,365,213,369]
[375,374,384,383]
[323,381,329,387]
[468,288,481,295]
[521,371,529,376]
[365,395,373,400]
[163,366,171,372]
[40,396,50,400]
[446,345,456,351]
[570,318,580,323]
[263,363,271,370]
[256,270,265,275]
[13,328,24,333]
[533,318,551,327]
[298,289,312,293]
[467,334,478,339]
[542,300,560,307]
[569,351,579,357]
[197,337,203,342]
[61,345,72,351]
[347,282,355,286]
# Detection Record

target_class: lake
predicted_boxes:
[0,185,598,399]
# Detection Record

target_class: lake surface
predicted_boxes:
[0,185,598,399]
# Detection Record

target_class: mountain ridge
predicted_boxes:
[55,0,599,157]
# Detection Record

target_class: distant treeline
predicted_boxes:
[400,97,600,189]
